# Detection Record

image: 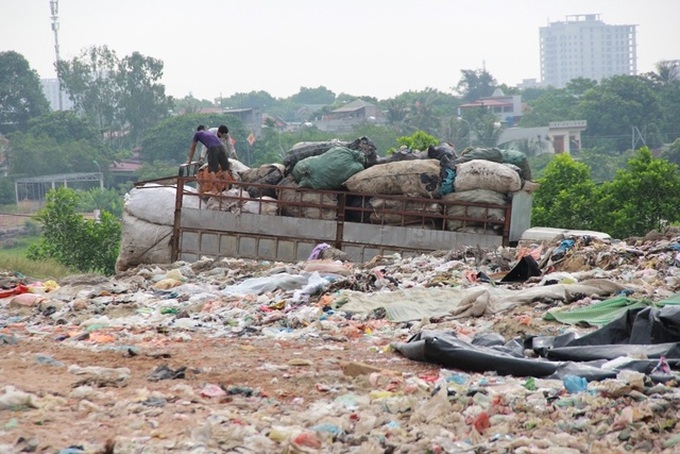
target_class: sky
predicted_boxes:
[2,0,679,102]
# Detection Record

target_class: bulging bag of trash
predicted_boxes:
[454,147,504,164]
[292,147,366,190]
[116,212,173,272]
[344,159,441,198]
[124,183,200,226]
[238,163,285,198]
[283,139,348,174]
[242,196,278,216]
[500,149,532,181]
[276,177,338,220]
[454,159,522,193]
[442,189,507,231]
[370,198,441,226]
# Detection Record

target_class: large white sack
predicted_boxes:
[242,196,278,216]
[229,159,250,176]
[277,177,338,220]
[442,189,507,231]
[124,183,201,225]
[344,159,441,198]
[115,212,173,272]
[370,198,441,225]
[454,159,522,193]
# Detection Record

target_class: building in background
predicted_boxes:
[540,14,637,88]
[457,89,523,126]
[41,78,74,111]
[498,120,588,155]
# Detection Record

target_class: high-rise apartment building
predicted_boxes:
[540,14,637,88]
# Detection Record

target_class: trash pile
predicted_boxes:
[223,141,535,234]
[3,227,680,452]
[117,139,536,272]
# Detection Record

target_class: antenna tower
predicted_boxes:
[50,0,63,110]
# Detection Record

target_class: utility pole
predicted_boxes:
[50,0,63,110]
[632,126,646,150]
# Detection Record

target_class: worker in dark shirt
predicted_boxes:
[187,125,230,173]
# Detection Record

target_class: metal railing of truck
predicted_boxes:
[142,163,512,263]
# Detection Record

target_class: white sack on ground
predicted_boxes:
[115,212,173,272]
[454,159,522,193]
[344,159,441,198]
[124,183,200,225]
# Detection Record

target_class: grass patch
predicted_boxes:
[0,236,76,280]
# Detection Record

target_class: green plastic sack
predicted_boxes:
[454,147,504,164]
[500,149,532,181]
[292,147,366,190]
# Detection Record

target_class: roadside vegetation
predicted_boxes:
[0,234,74,280]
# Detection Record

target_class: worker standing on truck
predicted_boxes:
[209,125,238,160]
[187,125,230,173]
[188,125,232,194]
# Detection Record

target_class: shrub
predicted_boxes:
[26,187,121,274]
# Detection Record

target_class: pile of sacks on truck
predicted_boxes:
[202,137,535,231]
[115,137,536,272]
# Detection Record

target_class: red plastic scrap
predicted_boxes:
[472,411,491,434]
[0,284,30,299]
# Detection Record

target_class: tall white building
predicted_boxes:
[540,14,637,88]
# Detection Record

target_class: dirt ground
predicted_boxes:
[0,327,438,453]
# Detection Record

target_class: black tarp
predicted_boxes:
[393,306,680,381]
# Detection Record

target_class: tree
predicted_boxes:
[645,61,680,145]
[383,98,409,129]
[662,138,680,167]
[575,147,633,183]
[649,60,680,85]
[395,131,438,152]
[116,52,174,145]
[174,95,216,114]
[454,69,496,102]
[290,86,336,105]
[58,46,173,148]
[595,148,680,239]
[576,75,662,151]
[0,51,50,134]
[78,187,124,218]
[26,187,121,275]
[564,77,598,96]
[519,87,579,127]
[220,90,277,110]
[6,132,105,177]
[27,110,102,144]
[57,45,121,133]
[531,153,597,230]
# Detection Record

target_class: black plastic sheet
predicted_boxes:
[394,306,680,381]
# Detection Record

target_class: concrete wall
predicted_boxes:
[178,207,505,263]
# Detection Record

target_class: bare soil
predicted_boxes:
[0,328,437,453]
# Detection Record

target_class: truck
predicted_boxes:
[115,143,534,271]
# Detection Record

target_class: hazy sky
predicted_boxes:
[2,0,678,101]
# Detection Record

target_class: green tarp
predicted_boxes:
[544,293,680,326]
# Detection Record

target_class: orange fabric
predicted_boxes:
[197,168,235,195]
